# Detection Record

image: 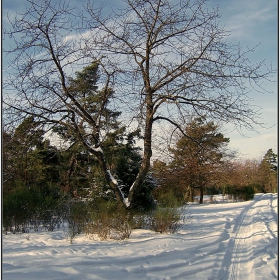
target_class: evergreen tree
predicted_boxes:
[3,118,61,231]
[169,117,231,204]
[3,130,15,194]
[53,63,153,205]
[3,117,61,191]
[3,117,46,190]
[258,149,278,193]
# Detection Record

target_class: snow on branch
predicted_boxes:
[107,169,130,207]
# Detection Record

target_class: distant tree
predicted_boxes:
[151,160,170,191]
[258,149,278,193]
[4,0,272,209]
[3,130,15,193]
[222,158,264,198]
[151,159,187,205]
[3,117,46,190]
[169,117,231,203]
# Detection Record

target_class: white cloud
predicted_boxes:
[228,131,277,159]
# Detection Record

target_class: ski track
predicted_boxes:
[2,194,278,280]
[216,193,278,280]
[226,199,256,280]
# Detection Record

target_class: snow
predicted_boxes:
[123,197,130,208]
[90,145,103,153]
[107,169,118,185]
[106,169,129,206]
[2,193,278,280]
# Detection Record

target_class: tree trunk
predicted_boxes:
[61,154,76,195]
[128,94,154,209]
[199,185,204,204]
[96,150,124,204]
[185,185,194,203]
[189,186,194,202]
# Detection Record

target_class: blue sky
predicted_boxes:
[207,0,278,159]
[2,0,278,160]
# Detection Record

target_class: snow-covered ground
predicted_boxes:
[2,193,278,280]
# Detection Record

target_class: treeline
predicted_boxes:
[3,116,277,238]
[152,127,278,204]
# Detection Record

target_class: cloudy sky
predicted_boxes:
[2,0,277,160]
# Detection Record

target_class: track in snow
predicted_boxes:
[217,193,278,280]
[3,194,278,280]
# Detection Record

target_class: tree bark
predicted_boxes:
[189,186,194,203]
[128,96,154,208]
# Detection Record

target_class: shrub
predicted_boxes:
[131,213,150,229]
[225,185,255,201]
[150,206,184,234]
[155,189,183,208]
[153,185,187,206]
[131,190,186,234]
[3,187,42,232]
[62,200,90,243]
[238,185,255,201]
[85,200,131,240]
[3,184,62,234]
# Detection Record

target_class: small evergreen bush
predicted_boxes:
[141,190,185,234]
[150,206,184,234]
[63,200,90,243]
[85,200,131,240]
[238,185,255,201]
[225,185,255,201]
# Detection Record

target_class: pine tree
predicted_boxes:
[53,63,145,201]
[169,117,231,204]
[258,149,278,193]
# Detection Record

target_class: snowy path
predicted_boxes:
[217,193,278,280]
[2,193,278,280]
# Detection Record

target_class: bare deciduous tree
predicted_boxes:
[3,0,272,208]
